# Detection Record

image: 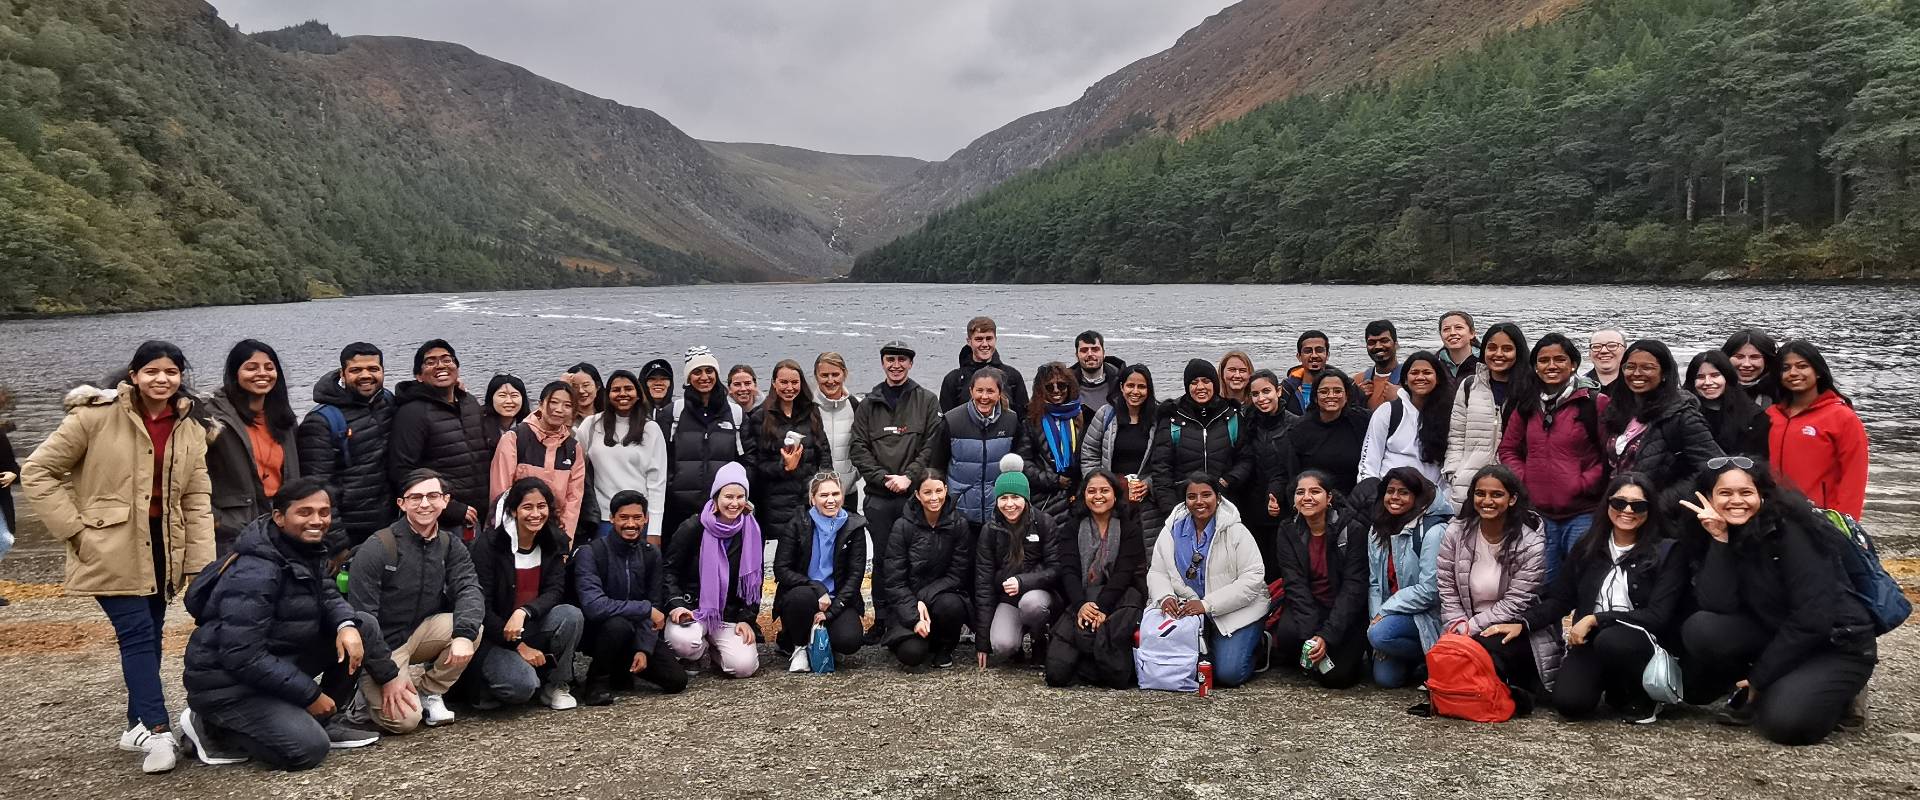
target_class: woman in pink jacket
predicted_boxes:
[490,381,587,539]
[1437,464,1559,699]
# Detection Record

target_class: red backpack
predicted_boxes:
[1424,633,1515,723]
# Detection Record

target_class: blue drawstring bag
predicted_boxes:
[808,624,836,674]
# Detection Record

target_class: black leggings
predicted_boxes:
[1470,629,1544,696]
[1272,629,1369,690]
[584,617,688,694]
[775,586,864,655]
[1553,623,1655,718]
[1681,611,1876,745]
[889,593,968,667]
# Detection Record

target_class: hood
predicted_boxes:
[524,410,575,444]
[956,345,1005,370]
[74,382,207,428]
[312,369,388,408]
[1159,495,1244,539]
[489,518,563,556]
[64,384,118,411]
[394,379,469,408]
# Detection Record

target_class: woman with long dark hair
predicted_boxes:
[972,468,1069,668]
[1535,473,1687,723]
[465,477,583,710]
[482,374,529,455]
[1271,471,1371,689]
[1277,368,1370,496]
[1436,465,1557,700]
[1360,351,1451,487]
[1678,460,1876,745]
[566,362,605,418]
[577,370,667,542]
[1721,329,1780,408]
[882,470,973,670]
[1364,468,1450,688]
[23,341,216,773]
[1018,362,1084,527]
[206,339,300,556]
[1686,350,1770,463]
[1443,323,1528,505]
[1765,341,1868,518]
[1080,364,1158,529]
[743,359,826,527]
[490,381,586,538]
[1499,333,1610,583]
[1045,471,1149,688]
[1604,340,1723,492]
[1243,369,1296,574]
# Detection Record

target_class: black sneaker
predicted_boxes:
[178,708,248,766]
[581,678,615,707]
[1716,691,1754,727]
[325,718,380,749]
[931,650,955,669]
[1252,632,1272,674]
[863,626,884,646]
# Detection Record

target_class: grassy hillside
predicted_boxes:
[853,0,1920,284]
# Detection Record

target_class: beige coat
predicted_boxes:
[21,384,216,596]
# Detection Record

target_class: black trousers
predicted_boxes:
[775,586,864,655]
[1273,628,1369,690]
[863,492,908,628]
[584,616,688,694]
[1552,623,1655,718]
[1682,611,1875,745]
[1470,628,1544,696]
[889,593,968,667]
[187,647,361,771]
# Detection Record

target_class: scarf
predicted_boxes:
[1078,516,1119,586]
[695,501,764,632]
[1040,399,1082,470]
[807,507,847,593]
[1539,381,1577,428]
[1170,512,1216,597]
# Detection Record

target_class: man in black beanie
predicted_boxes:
[1145,358,1250,532]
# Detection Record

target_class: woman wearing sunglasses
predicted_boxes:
[1678,458,1876,745]
[1270,471,1371,688]
[1017,362,1085,528]
[1604,340,1724,492]
[1437,465,1557,704]
[1146,473,1268,688]
[1765,340,1868,519]
[1528,473,1687,724]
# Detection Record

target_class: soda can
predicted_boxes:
[1197,660,1213,697]
[1300,640,1316,669]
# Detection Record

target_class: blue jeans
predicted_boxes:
[1206,620,1264,688]
[99,594,169,730]
[1542,515,1594,585]
[1368,613,1426,688]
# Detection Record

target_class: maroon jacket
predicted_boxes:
[1498,389,1609,521]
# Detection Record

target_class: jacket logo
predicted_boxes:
[1800,425,1818,437]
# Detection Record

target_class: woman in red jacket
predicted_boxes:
[1766,341,1867,519]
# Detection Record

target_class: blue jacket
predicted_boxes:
[1365,495,1453,652]
[574,534,666,653]
[942,403,1024,525]
[184,516,363,704]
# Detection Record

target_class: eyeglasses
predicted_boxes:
[1607,497,1650,514]
[1592,343,1625,352]
[1707,456,1755,470]
[402,492,448,505]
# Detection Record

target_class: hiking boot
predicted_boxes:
[140,729,179,774]
[178,708,247,766]
[1839,688,1868,731]
[325,718,380,749]
[538,684,579,711]
[581,678,615,707]
[420,694,456,727]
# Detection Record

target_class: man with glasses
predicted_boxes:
[388,339,490,535]
[1586,329,1627,401]
[347,469,485,734]
[939,316,1029,415]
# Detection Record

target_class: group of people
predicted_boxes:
[11,311,1882,775]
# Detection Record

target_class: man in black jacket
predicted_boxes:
[939,317,1029,415]
[179,478,380,770]
[348,470,486,734]
[387,340,490,532]
[298,342,395,554]
[852,340,943,640]
[574,491,687,704]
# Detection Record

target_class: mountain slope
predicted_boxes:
[700,142,925,256]
[852,0,1579,250]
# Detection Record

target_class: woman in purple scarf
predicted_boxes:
[664,461,764,678]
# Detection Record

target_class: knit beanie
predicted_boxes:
[1184,358,1218,388]
[685,346,720,376]
[710,461,750,498]
[993,453,1030,500]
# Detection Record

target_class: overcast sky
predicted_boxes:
[215,1,1238,160]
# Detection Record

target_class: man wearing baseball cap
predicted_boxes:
[851,340,942,643]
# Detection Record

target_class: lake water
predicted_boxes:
[2,283,1913,548]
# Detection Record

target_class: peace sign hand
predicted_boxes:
[1678,491,1728,542]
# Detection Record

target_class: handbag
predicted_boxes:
[1616,621,1682,705]
[807,624,836,674]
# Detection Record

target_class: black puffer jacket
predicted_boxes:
[1057,510,1149,613]
[1272,509,1371,649]
[664,514,761,626]
[939,347,1030,415]
[1244,406,1298,530]
[742,402,826,526]
[1018,414,1083,529]
[1607,393,1724,492]
[972,510,1072,654]
[388,380,491,528]
[666,387,745,520]
[1147,396,1251,512]
[468,522,570,648]
[1689,513,1876,689]
[881,496,974,643]
[297,371,395,545]
[772,510,869,621]
[184,516,359,706]
[1525,537,1686,638]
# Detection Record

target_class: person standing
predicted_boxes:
[464,477,582,711]
[1279,333,1330,416]
[1722,329,1781,409]
[388,340,491,535]
[1242,370,1296,573]
[1073,330,1122,414]
[1686,351,1771,464]
[573,491,687,704]
[941,368,1023,532]
[727,364,761,417]
[179,478,379,769]
[742,359,827,528]
[1437,311,1480,378]
[1766,341,1868,518]
[1079,365,1158,526]
[1586,329,1628,402]
[1359,320,1402,409]
[939,317,1030,415]
[206,340,300,556]
[576,369,668,543]
[1604,340,1724,492]
[852,340,943,640]
[1218,351,1256,407]
[1442,323,1528,506]
[1359,351,1450,488]
[664,346,745,546]
[348,470,486,734]
[481,373,528,456]
[1500,334,1610,582]
[1018,362,1084,527]
[1147,360,1249,536]
[488,381,586,537]
[813,352,863,509]
[297,342,395,553]
[565,363,604,418]
[22,341,215,774]
[1278,369,1372,497]
[639,359,677,451]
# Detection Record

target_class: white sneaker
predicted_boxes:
[537,684,578,711]
[141,730,178,774]
[420,693,456,727]
[117,724,151,753]
[178,708,247,766]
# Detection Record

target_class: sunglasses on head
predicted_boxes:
[1707,455,1755,470]
[1608,497,1650,514]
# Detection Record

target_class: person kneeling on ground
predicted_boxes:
[665,462,765,678]
[1146,473,1267,688]
[462,477,583,711]
[1270,470,1371,689]
[348,469,486,733]
[1364,468,1451,689]
[974,465,1070,669]
[881,470,973,670]
[771,472,868,662]
[575,491,687,704]
[180,477,381,770]
[1046,471,1148,688]
[1437,465,1557,707]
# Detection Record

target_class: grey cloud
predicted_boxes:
[215,0,1237,159]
